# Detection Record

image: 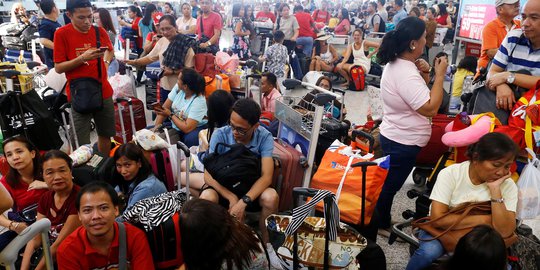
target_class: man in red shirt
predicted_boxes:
[256,2,276,23]
[312,0,330,24]
[54,0,115,155]
[294,5,318,56]
[196,0,222,53]
[57,182,154,270]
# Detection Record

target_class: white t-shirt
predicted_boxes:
[176,17,196,33]
[430,161,518,212]
[379,58,431,146]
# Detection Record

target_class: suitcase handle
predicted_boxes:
[292,187,319,201]
[116,97,132,105]
[176,141,190,158]
[59,102,71,112]
[352,130,375,153]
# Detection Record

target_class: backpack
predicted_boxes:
[371,13,386,32]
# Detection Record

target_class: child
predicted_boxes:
[450,56,477,112]
[259,30,288,90]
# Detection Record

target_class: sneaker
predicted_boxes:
[266,243,284,270]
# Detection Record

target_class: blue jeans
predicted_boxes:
[406,230,445,270]
[375,135,422,228]
[296,36,314,56]
[178,124,207,147]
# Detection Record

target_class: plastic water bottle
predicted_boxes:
[458,111,471,126]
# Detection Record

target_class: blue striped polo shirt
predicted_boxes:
[493,29,540,76]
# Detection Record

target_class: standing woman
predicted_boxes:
[0,136,48,250]
[334,8,351,35]
[336,29,380,87]
[274,4,299,53]
[176,3,197,35]
[94,8,119,77]
[436,3,453,28]
[139,4,158,48]
[118,5,143,52]
[21,150,81,270]
[126,15,185,105]
[244,5,256,41]
[424,7,438,61]
[375,17,448,236]
[231,3,252,60]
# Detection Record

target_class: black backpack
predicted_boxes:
[371,13,386,33]
[203,143,262,196]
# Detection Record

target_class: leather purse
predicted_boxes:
[194,53,217,77]
[412,201,518,252]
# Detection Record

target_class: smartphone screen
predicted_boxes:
[152,102,163,111]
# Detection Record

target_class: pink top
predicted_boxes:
[261,88,282,113]
[379,58,431,147]
[334,19,350,35]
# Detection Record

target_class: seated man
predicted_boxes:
[487,0,540,112]
[57,182,154,270]
[199,98,279,266]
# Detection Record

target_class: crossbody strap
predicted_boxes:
[95,25,102,80]
[199,15,204,37]
[118,222,127,270]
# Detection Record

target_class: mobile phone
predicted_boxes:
[157,69,165,79]
[152,102,163,111]
[99,47,108,52]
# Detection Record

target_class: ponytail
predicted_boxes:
[376,17,426,65]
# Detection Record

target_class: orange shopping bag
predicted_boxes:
[204,74,231,98]
[310,142,389,226]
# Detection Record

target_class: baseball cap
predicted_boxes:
[66,0,92,10]
[495,0,519,7]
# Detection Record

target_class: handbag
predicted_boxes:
[198,16,219,54]
[203,142,261,196]
[8,203,38,224]
[194,53,217,77]
[266,189,367,269]
[70,25,103,114]
[412,201,518,252]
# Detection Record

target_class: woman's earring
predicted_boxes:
[410,46,416,50]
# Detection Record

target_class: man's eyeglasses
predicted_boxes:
[229,122,252,136]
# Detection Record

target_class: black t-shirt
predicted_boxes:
[38,18,61,68]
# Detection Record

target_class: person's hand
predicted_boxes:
[152,35,161,42]
[199,42,209,49]
[229,200,247,223]
[162,67,174,76]
[290,37,297,42]
[486,172,511,191]
[12,222,28,235]
[487,71,510,90]
[155,107,172,117]
[28,180,48,191]
[80,48,105,62]
[434,56,448,77]
[117,16,123,22]
[495,84,516,111]
[415,58,430,73]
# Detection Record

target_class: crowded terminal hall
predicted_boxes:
[1,0,540,269]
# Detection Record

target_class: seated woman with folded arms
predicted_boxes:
[406,132,518,270]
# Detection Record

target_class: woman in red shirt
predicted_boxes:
[21,150,81,270]
[436,3,452,28]
[0,136,48,251]
[118,5,143,51]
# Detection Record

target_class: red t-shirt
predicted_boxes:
[53,24,114,101]
[57,222,154,270]
[436,14,449,26]
[37,185,80,240]
[1,176,48,212]
[295,12,315,38]
[256,11,276,23]
[312,9,330,24]
[131,17,143,49]
[196,11,223,40]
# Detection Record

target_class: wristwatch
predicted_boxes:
[506,72,516,85]
[491,198,505,203]
[241,195,252,205]
[104,59,111,65]
[207,41,212,46]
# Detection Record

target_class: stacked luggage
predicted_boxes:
[0,22,38,51]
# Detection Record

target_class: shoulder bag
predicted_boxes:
[70,25,104,114]
[198,15,219,54]
[117,221,127,270]
[412,201,518,252]
[202,142,261,196]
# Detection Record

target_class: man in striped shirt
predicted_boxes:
[487,0,540,111]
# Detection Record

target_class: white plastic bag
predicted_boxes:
[133,129,170,151]
[69,144,93,167]
[517,148,540,220]
[109,73,134,99]
[366,85,383,121]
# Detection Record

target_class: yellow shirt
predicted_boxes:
[452,69,474,97]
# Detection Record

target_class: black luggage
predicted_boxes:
[315,117,350,164]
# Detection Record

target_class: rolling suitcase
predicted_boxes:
[272,139,306,211]
[144,212,183,269]
[151,148,175,191]
[350,65,366,91]
[114,97,146,143]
